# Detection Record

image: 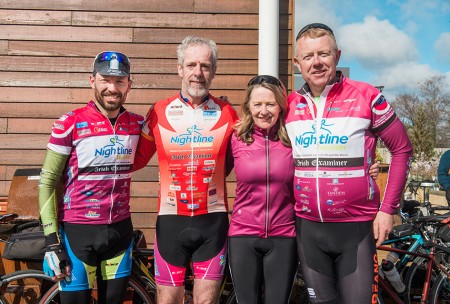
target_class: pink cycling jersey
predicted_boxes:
[285,73,413,222]
[46,101,143,224]
[134,93,239,216]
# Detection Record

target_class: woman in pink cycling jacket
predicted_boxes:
[227,75,297,304]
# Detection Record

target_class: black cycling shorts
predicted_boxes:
[155,212,229,267]
[296,218,378,304]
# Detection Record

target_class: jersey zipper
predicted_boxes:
[264,134,270,238]
[190,107,195,217]
[107,111,124,224]
[305,94,324,222]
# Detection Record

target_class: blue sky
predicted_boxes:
[295,0,450,101]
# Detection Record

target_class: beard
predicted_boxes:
[94,89,127,113]
[183,78,210,99]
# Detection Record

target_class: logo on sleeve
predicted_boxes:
[372,95,390,115]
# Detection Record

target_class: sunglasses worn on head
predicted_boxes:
[248,75,282,87]
[297,23,334,40]
[95,51,130,65]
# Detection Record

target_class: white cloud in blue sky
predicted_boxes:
[338,16,418,69]
[435,33,450,64]
[294,0,450,101]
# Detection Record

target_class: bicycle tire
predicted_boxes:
[403,254,444,304]
[402,256,428,304]
[429,270,450,303]
[0,269,55,304]
[39,276,154,304]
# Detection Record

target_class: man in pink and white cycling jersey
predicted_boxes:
[134,36,238,304]
[38,51,143,304]
[285,23,413,303]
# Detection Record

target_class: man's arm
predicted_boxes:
[38,149,68,239]
[133,107,157,172]
[438,150,450,190]
[373,118,413,246]
[39,149,72,280]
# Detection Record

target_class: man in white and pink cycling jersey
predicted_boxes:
[285,23,413,303]
[38,51,143,304]
[134,36,239,304]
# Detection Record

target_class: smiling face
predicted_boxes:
[178,44,216,104]
[294,34,341,97]
[249,86,281,131]
[89,73,132,118]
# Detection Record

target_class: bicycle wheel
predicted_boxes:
[403,255,444,304]
[430,270,450,303]
[0,269,55,304]
[39,276,154,304]
[403,256,427,304]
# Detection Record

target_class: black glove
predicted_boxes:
[46,243,70,267]
[43,233,70,276]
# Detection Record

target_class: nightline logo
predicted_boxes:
[295,119,348,148]
[170,125,213,146]
[95,136,132,158]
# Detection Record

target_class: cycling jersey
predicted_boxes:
[285,72,413,222]
[43,101,143,226]
[134,93,239,216]
[228,125,295,238]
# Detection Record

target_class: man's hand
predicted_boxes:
[369,162,380,180]
[219,96,230,103]
[43,243,71,281]
[373,211,393,247]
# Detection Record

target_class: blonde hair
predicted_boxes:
[234,76,291,147]
[296,27,339,53]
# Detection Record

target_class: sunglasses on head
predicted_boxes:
[94,51,130,65]
[297,23,334,40]
[248,75,282,87]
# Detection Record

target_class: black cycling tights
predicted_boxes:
[229,236,297,304]
[296,218,378,304]
[59,276,129,304]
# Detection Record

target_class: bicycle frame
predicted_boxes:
[377,242,450,303]
[381,233,425,273]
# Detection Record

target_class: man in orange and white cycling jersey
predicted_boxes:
[133,36,239,304]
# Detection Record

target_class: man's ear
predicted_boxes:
[177,63,183,78]
[335,49,342,66]
[89,75,96,89]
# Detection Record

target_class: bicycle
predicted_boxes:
[0,213,56,304]
[0,270,55,304]
[377,214,450,304]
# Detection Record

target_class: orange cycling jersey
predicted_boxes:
[134,93,239,216]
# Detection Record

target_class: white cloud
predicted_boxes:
[434,33,450,64]
[338,16,418,70]
[372,62,440,100]
[294,0,340,33]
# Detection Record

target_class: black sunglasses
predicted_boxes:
[247,75,282,87]
[297,23,334,40]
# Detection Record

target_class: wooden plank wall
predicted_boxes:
[0,0,294,246]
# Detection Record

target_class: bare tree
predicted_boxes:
[391,75,450,158]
